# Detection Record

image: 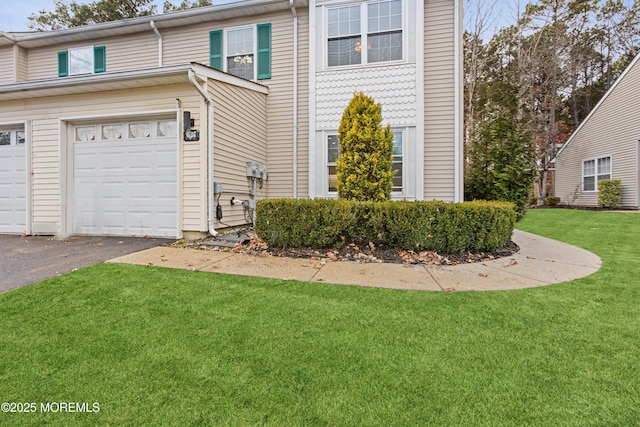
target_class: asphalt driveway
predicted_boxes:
[0,235,172,293]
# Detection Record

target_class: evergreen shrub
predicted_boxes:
[255,199,516,253]
[598,180,622,209]
[544,196,560,206]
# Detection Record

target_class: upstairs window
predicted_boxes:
[367,0,403,63]
[226,27,255,80]
[58,46,106,77]
[327,5,361,67]
[209,23,271,80]
[327,0,403,68]
[583,156,611,191]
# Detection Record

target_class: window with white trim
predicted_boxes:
[326,130,404,193]
[0,129,26,146]
[226,27,255,80]
[327,0,403,68]
[58,46,106,77]
[209,24,272,80]
[391,130,403,191]
[583,156,611,191]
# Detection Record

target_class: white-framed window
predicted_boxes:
[0,131,10,146]
[128,122,151,139]
[210,24,271,80]
[58,46,106,77]
[583,156,611,192]
[327,134,340,192]
[326,129,404,194]
[226,26,255,80]
[326,0,403,68]
[68,46,94,75]
[157,121,177,138]
[0,129,26,146]
[100,124,123,141]
[75,126,97,142]
[391,130,403,192]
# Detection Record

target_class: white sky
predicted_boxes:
[1,0,502,33]
[0,0,236,32]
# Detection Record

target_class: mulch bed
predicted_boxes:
[179,231,519,266]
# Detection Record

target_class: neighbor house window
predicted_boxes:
[327,0,403,68]
[58,46,106,77]
[209,23,271,80]
[583,156,611,191]
[327,130,404,193]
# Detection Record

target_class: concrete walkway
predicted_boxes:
[108,230,601,291]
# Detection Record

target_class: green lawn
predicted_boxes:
[1,209,639,426]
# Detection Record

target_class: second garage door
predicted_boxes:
[73,120,178,238]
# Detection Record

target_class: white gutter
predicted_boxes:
[188,69,217,236]
[454,0,462,202]
[290,0,298,198]
[150,20,163,67]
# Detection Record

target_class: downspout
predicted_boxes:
[290,0,298,198]
[188,68,217,236]
[150,20,163,67]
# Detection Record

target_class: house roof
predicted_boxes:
[555,51,640,160]
[0,62,268,102]
[0,0,308,49]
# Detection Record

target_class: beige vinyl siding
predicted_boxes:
[179,95,208,233]
[423,0,457,201]
[31,119,60,232]
[157,9,307,199]
[209,79,268,227]
[161,11,290,67]
[556,57,640,208]
[17,46,28,82]
[0,46,14,84]
[26,32,159,80]
[295,11,310,198]
[0,83,205,234]
[266,12,297,198]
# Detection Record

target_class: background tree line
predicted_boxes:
[465,0,639,211]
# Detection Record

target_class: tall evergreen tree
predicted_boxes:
[465,81,536,219]
[336,92,394,202]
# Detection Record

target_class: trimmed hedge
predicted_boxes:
[255,199,516,253]
[545,196,561,206]
[598,180,622,209]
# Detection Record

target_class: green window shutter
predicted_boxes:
[58,51,68,77]
[94,46,106,73]
[257,23,271,80]
[209,30,223,70]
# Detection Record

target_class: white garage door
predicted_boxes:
[0,129,26,234]
[73,120,178,237]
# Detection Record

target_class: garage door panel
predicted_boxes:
[73,120,177,238]
[0,138,26,233]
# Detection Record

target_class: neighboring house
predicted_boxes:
[555,53,640,209]
[0,0,463,239]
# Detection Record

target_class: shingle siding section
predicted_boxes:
[315,64,417,130]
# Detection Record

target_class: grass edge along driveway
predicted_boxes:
[1,209,639,426]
